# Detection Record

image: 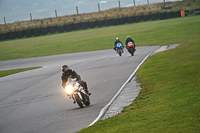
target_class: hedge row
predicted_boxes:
[0,10,195,41]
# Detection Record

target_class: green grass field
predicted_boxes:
[77,16,200,132]
[0,15,199,132]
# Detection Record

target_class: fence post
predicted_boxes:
[164,0,165,4]
[76,6,78,14]
[4,17,6,24]
[98,4,100,12]
[118,1,121,8]
[55,10,57,17]
[147,0,149,4]
[30,13,32,21]
[133,0,135,7]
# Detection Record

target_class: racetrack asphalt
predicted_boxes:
[0,46,161,133]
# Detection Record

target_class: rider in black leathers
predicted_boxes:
[61,65,91,96]
[125,36,135,49]
[114,37,124,51]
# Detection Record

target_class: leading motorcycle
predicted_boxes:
[64,77,90,108]
[127,42,136,56]
[116,43,123,56]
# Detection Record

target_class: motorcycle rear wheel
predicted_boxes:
[129,47,134,56]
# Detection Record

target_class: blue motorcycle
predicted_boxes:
[116,43,123,56]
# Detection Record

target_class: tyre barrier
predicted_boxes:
[119,17,127,25]
[0,33,8,41]
[24,29,32,37]
[33,28,41,36]
[135,15,143,22]
[158,12,166,20]
[81,22,89,29]
[16,31,24,38]
[57,25,66,33]
[49,26,57,34]
[105,19,112,26]
[0,10,194,41]
[73,23,81,30]
[89,21,96,29]
[195,9,200,15]
[143,15,151,21]
[96,20,104,27]
[41,27,49,35]
[112,18,119,25]
[184,10,189,16]
[166,12,173,19]
[65,24,73,32]
[173,11,181,18]
[151,13,158,20]
[127,16,135,23]
[8,32,16,40]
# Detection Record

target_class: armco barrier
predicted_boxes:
[8,32,16,40]
[158,12,166,20]
[57,25,65,33]
[33,28,41,36]
[41,27,49,35]
[24,29,32,37]
[127,16,135,23]
[96,20,104,27]
[81,22,89,29]
[16,31,24,38]
[143,15,151,21]
[0,33,8,41]
[65,24,73,32]
[135,15,143,22]
[73,23,81,30]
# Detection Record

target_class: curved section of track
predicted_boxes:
[0,46,159,133]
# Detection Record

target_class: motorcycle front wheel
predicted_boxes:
[74,93,84,108]
[118,49,122,56]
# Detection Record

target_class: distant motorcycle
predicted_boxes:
[64,77,90,108]
[116,43,123,56]
[127,42,136,56]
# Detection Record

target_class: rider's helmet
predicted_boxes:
[61,65,69,73]
[116,37,119,41]
[127,36,130,39]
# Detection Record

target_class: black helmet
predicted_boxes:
[61,65,69,73]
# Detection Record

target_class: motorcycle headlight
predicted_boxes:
[65,85,74,95]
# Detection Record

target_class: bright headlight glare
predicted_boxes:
[65,85,74,95]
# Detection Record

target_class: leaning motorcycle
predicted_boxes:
[116,43,123,56]
[64,77,90,108]
[127,42,136,56]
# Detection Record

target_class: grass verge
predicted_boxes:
[0,67,41,78]
[0,15,200,61]
[77,19,200,132]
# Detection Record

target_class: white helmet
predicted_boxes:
[127,36,130,39]
[116,37,119,40]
